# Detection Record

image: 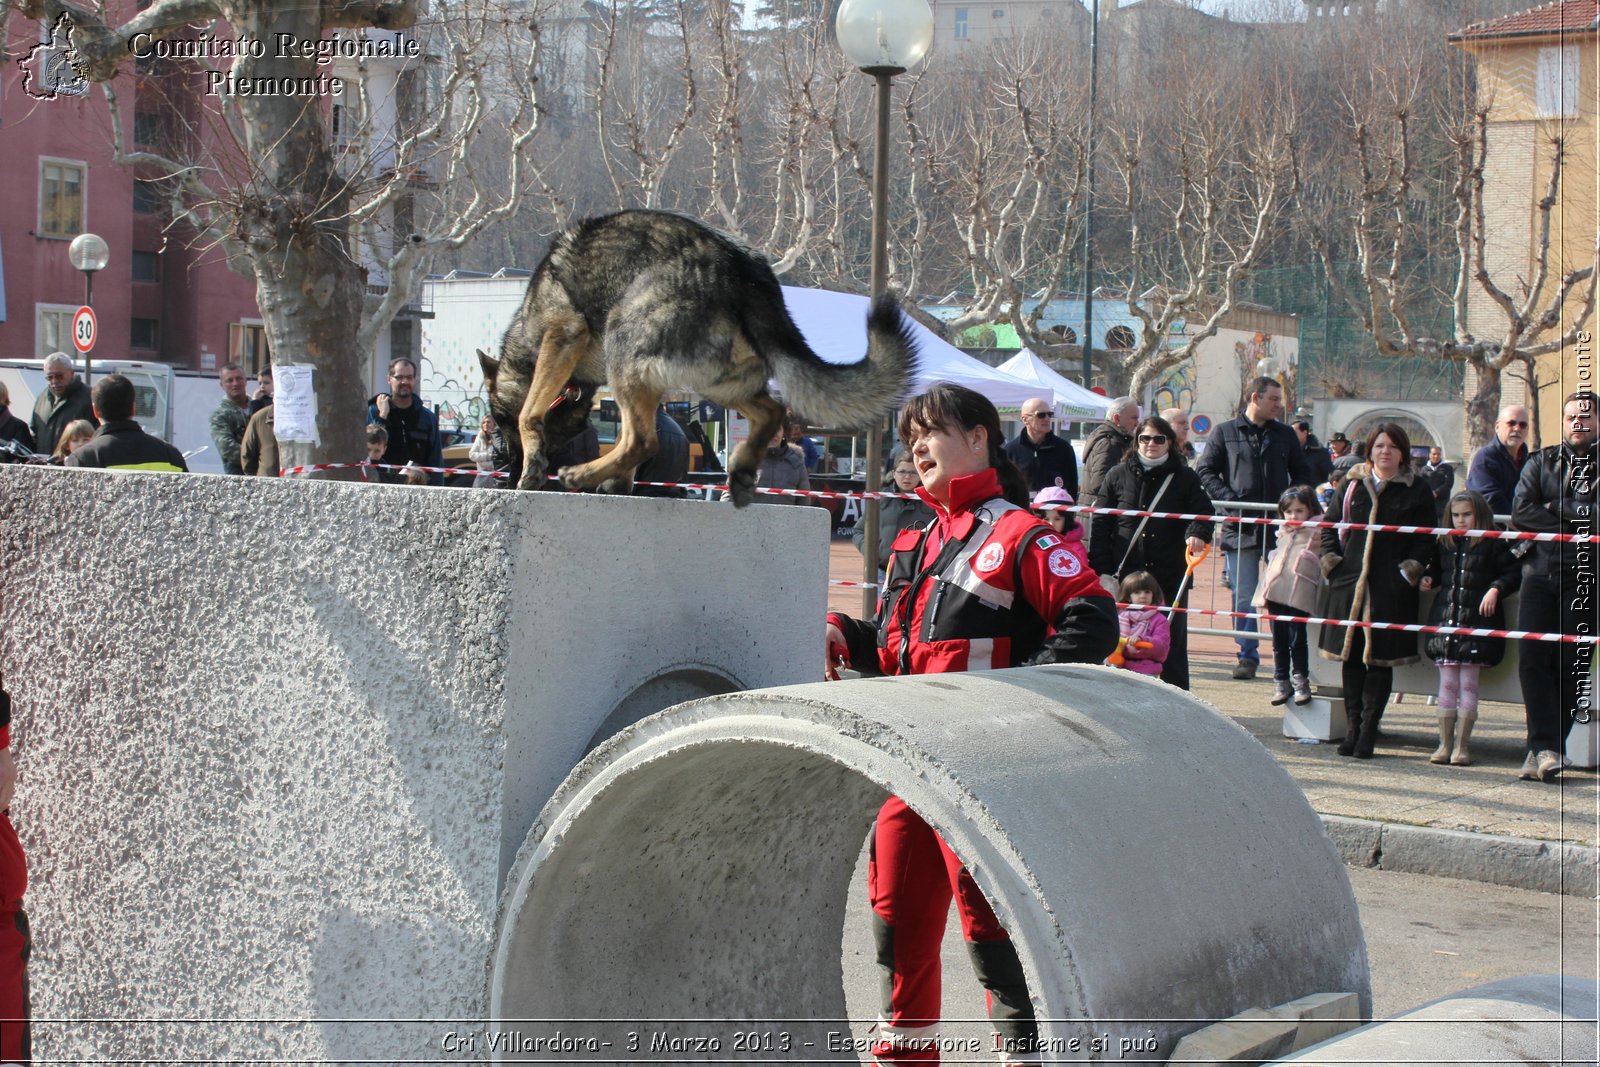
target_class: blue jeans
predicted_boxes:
[1229,544,1263,664]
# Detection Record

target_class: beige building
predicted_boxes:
[1451,0,1600,447]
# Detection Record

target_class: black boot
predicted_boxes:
[1337,687,1364,757]
[1355,670,1392,760]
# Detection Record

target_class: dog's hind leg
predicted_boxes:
[726,392,787,508]
[516,314,590,490]
[559,383,662,494]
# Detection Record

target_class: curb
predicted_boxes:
[1321,814,1600,897]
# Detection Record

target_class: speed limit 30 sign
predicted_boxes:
[72,305,97,354]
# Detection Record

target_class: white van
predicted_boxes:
[0,358,176,448]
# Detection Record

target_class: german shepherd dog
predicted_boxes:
[477,210,919,505]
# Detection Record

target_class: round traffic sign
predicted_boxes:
[72,306,96,354]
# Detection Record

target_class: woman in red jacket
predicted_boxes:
[826,383,1118,1067]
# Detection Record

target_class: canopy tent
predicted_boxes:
[781,287,1041,413]
[994,348,1112,424]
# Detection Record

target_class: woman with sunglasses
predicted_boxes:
[852,451,936,569]
[1087,415,1214,690]
[825,383,1117,1067]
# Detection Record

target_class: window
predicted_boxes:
[133,112,161,147]
[35,305,75,357]
[953,8,969,38]
[132,250,160,283]
[992,8,1005,17]
[1105,325,1137,351]
[229,322,270,375]
[133,180,162,214]
[130,317,160,351]
[38,160,84,238]
[1536,45,1579,118]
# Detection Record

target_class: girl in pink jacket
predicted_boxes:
[1114,571,1171,677]
[1252,486,1325,706]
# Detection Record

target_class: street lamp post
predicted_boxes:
[68,232,109,385]
[835,0,934,615]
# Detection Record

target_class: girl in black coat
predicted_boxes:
[1419,490,1522,766]
[1089,415,1213,690]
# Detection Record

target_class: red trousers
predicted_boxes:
[0,812,28,1064]
[869,797,1035,1066]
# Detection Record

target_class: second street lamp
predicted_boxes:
[835,0,934,614]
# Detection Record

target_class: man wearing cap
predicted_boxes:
[1004,397,1078,497]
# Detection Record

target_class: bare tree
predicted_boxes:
[1307,74,1598,449]
[19,0,546,469]
[913,36,1089,355]
[1104,50,1301,399]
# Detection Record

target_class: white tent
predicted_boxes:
[781,287,1041,412]
[995,348,1113,424]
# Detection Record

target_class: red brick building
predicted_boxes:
[1,10,262,370]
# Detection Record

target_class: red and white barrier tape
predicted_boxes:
[1121,601,1599,646]
[278,462,1597,543]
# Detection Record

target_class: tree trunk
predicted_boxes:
[1463,360,1500,455]
[230,2,369,473]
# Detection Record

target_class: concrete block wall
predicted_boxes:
[0,466,825,1061]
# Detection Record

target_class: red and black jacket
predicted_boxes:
[830,468,1118,676]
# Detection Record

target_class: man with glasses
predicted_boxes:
[1003,397,1078,497]
[29,352,96,456]
[367,357,444,485]
[1511,391,1597,782]
[1467,404,1532,517]
[1196,377,1312,680]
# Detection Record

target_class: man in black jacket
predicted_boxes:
[65,375,188,472]
[1293,420,1333,485]
[1004,397,1078,497]
[1511,390,1597,783]
[1196,377,1312,678]
[30,352,96,455]
[1421,446,1456,523]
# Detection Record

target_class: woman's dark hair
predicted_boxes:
[1440,488,1495,544]
[897,382,1030,507]
[1277,484,1322,519]
[1363,421,1412,465]
[1124,415,1178,463]
[1119,570,1166,605]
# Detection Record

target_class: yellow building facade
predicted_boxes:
[1452,1,1600,447]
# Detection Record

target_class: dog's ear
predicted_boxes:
[477,349,499,391]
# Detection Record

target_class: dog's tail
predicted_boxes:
[752,292,920,429]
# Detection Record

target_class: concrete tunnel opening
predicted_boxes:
[493,740,891,1056]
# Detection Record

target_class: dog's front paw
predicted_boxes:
[597,475,634,496]
[517,452,548,491]
[557,465,588,491]
[727,469,758,508]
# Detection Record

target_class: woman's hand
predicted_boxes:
[1480,587,1501,616]
[1185,536,1207,554]
[825,622,848,680]
[1420,576,1435,591]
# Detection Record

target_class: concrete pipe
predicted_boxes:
[491,665,1370,1063]
[1277,975,1597,1063]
